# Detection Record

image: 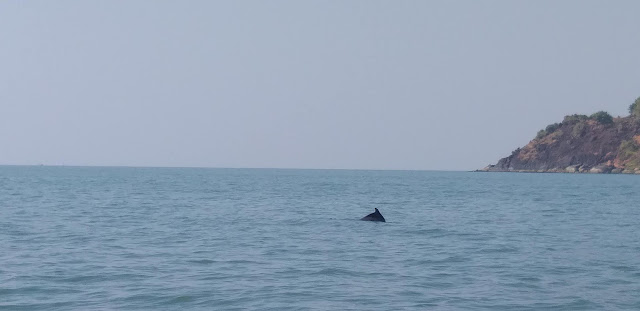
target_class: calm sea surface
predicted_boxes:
[1,166,639,310]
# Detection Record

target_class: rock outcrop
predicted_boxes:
[480,110,640,174]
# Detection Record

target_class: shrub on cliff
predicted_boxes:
[536,122,562,139]
[630,97,640,117]
[563,114,589,123]
[618,139,640,168]
[545,123,561,133]
[571,122,586,138]
[589,111,613,125]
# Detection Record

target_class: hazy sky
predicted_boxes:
[1,1,639,170]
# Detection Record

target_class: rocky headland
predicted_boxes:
[480,97,640,174]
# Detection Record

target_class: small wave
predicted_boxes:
[166,295,194,304]
[224,259,263,265]
[0,302,72,310]
[188,259,215,265]
[610,265,636,272]
[0,285,75,296]
[405,255,471,266]
[407,228,449,236]
[558,298,603,309]
[599,278,634,286]
[477,245,520,254]
[504,281,542,289]
[312,267,361,277]
[60,275,108,284]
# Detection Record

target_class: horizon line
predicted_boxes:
[0,163,468,172]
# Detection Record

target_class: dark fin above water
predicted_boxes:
[361,208,386,222]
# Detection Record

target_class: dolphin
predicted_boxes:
[361,208,386,222]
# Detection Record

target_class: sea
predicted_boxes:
[1,166,639,310]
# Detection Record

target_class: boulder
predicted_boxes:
[565,165,579,173]
[590,165,613,174]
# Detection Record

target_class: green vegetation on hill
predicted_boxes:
[535,112,614,140]
[563,114,589,123]
[483,96,640,174]
[630,97,640,117]
[618,139,640,168]
[536,122,561,139]
[589,111,614,125]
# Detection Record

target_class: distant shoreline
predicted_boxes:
[0,164,465,172]
[474,168,640,175]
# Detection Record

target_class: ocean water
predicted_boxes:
[1,166,639,310]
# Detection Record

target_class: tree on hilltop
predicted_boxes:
[590,111,613,125]
[629,97,640,117]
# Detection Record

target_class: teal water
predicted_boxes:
[1,166,639,310]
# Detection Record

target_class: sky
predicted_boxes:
[1,1,639,170]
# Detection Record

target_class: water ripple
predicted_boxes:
[1,167,639,310]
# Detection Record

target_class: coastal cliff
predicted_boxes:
[481,98,640,174]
